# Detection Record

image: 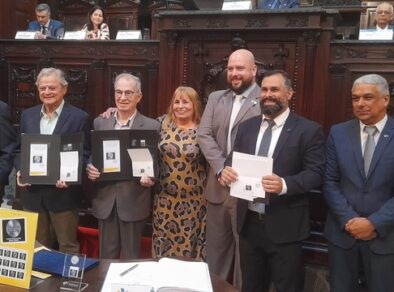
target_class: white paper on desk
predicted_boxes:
[101,261,157,292]
[101,258,213,292]
[103,140,121,173]
[29,144,48,176]
[230,151,273,201]
[359,29,393,40]
[60,151,79,182]
[127,148,154,177]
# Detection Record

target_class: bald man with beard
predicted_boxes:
[198,49,261,289]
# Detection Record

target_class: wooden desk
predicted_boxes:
[0,259,238,292]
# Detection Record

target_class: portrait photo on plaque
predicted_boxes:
[2,218,26,243]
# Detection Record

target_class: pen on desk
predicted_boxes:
[119,264,139,277]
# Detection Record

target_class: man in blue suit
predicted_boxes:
[27,3,64,40]
[324,74,394,291]
[220,70,325,292]
[0,101,16,203]
[15,67,91,253]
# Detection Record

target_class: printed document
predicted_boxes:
[230,151,273,201]
[101,258,213,292]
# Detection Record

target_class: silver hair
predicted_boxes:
[352,74,389,96]
[377,2,394,14]
[36,3,51,14]
[35,68,68,87]
[114,73,142,94]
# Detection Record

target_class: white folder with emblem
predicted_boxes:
[230,151,273,201]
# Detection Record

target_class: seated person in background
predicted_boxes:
[27,3,64,39]
[82,6,110,40]
[374,2,393,31]
[257,0,299,9]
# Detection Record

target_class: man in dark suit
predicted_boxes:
[0,101,16,203]
[220,70,325,292]
[198,49,261,289]
[16,67,91,253]
[27,3,64,40]
[86,73,160,259]
[324,74,394,291]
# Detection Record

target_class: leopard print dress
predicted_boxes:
[152,118,207,260]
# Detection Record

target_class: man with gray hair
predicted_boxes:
[15,67,91,253]
[374,2,394,30]
[324,74,394,291]
[27,3,64,39]
[86,73,160,259]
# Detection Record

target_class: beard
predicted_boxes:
[260,97,284,116]
[228,77,254,95]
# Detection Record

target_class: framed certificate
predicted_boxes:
[91,129,159,181]
[20,133,84,185]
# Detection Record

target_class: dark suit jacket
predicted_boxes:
[324,117,394,254]
[235,112,325,244]
[27,19,64,39]
[15,102,91,212]
[91,112,160,222]
[0,101,16,186]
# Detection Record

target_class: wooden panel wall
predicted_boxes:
[0,0,36,39]
[0,40,159,123]
[156,9,337,127]
[326,40,394,133]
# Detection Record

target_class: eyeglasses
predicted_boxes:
[115,90,136,99]
[376,10,393,15]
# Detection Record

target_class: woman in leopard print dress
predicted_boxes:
[152,86,207,260]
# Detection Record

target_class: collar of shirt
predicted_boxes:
[232,83,258,99]
[359,114,387,146]
[255,107,290,157]
[40,99,65,119]
[114,110,137,129]
[40,100,65,134]
[377,25,390,31]
[43,19,50,29]
[262,107,290,129]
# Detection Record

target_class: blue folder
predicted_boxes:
[33,249,99,276]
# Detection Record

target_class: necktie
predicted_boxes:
[258,119,275,156]
[41,25,47,35]
[227,95,243,154]
[249,119,276,214]
[364,126,378,176]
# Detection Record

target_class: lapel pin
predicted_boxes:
[384,134,389,138]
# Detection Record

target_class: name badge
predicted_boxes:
[222,0,252,10]
[63,31,86,40]
[116,30,142,40]
[15,31,36,39]
[359,29,393,40]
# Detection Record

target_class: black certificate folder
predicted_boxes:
[91,129,159,181]
[20,133,84,185]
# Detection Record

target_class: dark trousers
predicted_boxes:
[33,208,79,254]
[328,241,394,292]
[98,203,145,260]
[239,210,304,292]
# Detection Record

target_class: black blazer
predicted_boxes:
[0,101,16,185]
[234,112,325,243]
[15,103,91,212]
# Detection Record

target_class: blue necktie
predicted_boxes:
[249,119,275,214]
